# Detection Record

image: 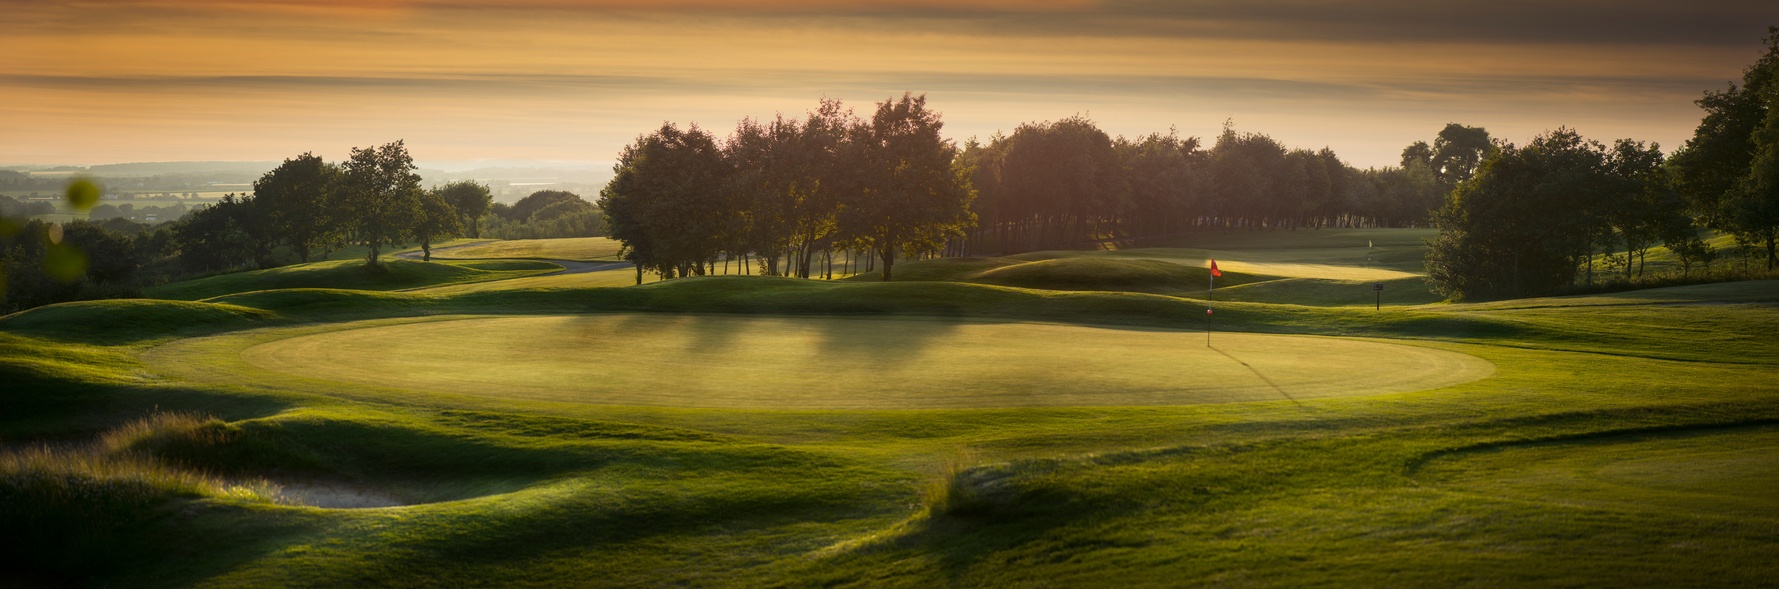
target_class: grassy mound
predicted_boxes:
[843,257,1025,282]
[971,257,1262,292]
[1214,275,1441,306]
[146,259,560,301]
[0,298,280,344]
[846,257,1265,293]
[0,413,278,585]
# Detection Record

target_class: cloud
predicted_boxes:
[0,0,1762,166]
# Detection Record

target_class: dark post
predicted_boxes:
[1373,282,1384,310]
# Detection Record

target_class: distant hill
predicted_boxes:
[85,161,279,177]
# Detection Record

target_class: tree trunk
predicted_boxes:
[879,246,896,282]
[367,242,381,266]
[1757,234,1771,274]
[635,264,643,285]
[421,238,432,262]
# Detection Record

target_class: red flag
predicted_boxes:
[1209,259,1222,277]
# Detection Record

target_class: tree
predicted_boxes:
[725,115,799,276]
[1733,79,1779,268]
[172,194,265,272]
[337,140,424,265]
[1430,123,1494,188]
[503,190,585,222]
[1207,125,1286,227]
[997,115,1124,249]
[1116,131,1202,237]
[434,180,493,238]
[840,93,976,281]
[253,153,340,263]
[1603,139,1691,277]
[1401,141,1434,168]
[600,123,732,279]
[1670,27,1778,231]
[1426,128,1610,299]
[412,191,463,261]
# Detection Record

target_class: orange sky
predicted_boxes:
[2,1,1772,169]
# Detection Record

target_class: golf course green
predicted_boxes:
[3,228,1776,588]
[220,315,1493,409]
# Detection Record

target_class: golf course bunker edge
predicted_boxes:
[240,314,1495,409]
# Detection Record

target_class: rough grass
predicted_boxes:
[0,413,278,586]
[144,258,560,301]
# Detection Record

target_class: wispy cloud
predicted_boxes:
[0,1,1766,165]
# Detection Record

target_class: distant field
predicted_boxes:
[225,315,1493,409]
[435,237,624,261]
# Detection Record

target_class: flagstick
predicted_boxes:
[1206,269,1214,347]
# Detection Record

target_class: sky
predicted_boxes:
[2,0,1774,170]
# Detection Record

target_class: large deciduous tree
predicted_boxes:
[1670,27,1779,268]
[1735,81,1779,268]
[1430,123,1494,188]
[1427,128,1610,299]
[600,123,732,280]
[840,93,975,282]
[434,180,493,238]
[338,140,424,265]
[252,153,340,263]
[413,190,464,261]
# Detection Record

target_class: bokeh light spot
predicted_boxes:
[44,243,88,283]
[65,178,102,212]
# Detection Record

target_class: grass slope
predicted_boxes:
[846,256,1267,293]
[145,258,561,301]
[3,228,1777,587]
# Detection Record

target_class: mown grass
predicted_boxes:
[1,229,1776,587]
[433,236,626,262]
[848,244,1433,303]
[144,258,561,301]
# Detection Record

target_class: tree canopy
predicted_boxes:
[338,140,426,265]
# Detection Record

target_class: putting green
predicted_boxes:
[234,314,1493,409]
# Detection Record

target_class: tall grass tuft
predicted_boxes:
[922,450,1018,519]
[0,413,278,584]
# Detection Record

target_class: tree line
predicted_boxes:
[174,141,483,271]
[598,93,1481,281]
[960,119,1484,254]
[1427,27,1779,299]
[599,93,974,282]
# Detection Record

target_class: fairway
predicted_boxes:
[1424,427,1779,519]
[236,314,1493,409]
[435,237,624,261]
